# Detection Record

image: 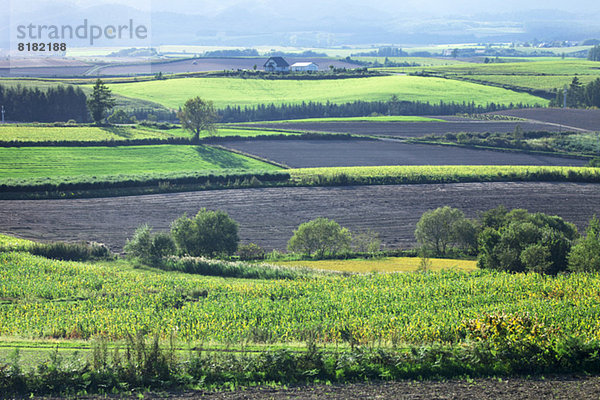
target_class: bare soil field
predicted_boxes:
[1,182,598,252]
[222,139,585,168]
[0,66,93,77]
[243,120,564,137]
[491,108,600,131]
[114,375,600,400]
[96,57,359,75]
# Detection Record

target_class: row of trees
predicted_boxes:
[124,211,381,266]
[125,206,600,275]
[0,84,89,122]
[219,99,521,123]
[415,205,600,274]
[550,77,600,108]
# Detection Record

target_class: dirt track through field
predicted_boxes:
[1,182,599,252]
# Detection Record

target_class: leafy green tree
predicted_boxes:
[124,225,176,266]
[352,229,382,254]
[87,78,116,124]
[414,206,466,256]
[177,97,218,141]
[107,109,136,124]
[453,218,479,254]
[170,208,239,257]
[568,215,600,272]
[287,217,351,258]
[477,209,578,274]
[237,243,265,261]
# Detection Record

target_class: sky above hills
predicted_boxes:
[3,0,600,47]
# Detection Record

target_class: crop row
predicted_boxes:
[1,251,599,344]
[290,165,600,185]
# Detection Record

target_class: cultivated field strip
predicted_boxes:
[221,139,586,168]
[241,121,565,137]
[1,182,599,252]
[492,108,600,131]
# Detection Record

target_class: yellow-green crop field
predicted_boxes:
[274,257,477,273]
[0,125,300,143]
[0,125,174,142]
[1,251,600,345]
[104,75,548,109]
[289,165,600,183]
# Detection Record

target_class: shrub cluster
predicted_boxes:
[28,241,114,262]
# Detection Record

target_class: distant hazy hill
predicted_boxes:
[2,1,600,48]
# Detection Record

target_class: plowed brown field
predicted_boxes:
[1,182,598,252]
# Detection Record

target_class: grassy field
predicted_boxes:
[380,60,600,91]
[1,250,599,345]
[275,257,477,273]
[457,74,600,91]
[0,145,280,179]
[104,75,548,109]
[0,125,305,142]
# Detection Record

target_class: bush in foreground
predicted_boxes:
[2,328,600,396]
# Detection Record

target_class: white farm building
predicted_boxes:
[290,62,319,72]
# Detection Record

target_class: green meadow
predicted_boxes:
[459,74,600,91]
[381,60,600,91]
[104,75,548,109]
[0,145,280,179]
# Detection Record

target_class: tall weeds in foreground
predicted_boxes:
[2,327,600,396]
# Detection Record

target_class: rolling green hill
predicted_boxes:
[0,145,280,179]
[104,75,548,109]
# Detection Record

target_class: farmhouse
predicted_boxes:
[290,62,319,72]
[264,57,290,72]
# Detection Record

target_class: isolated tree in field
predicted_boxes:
[288,217,351,258]
[170,208,239,257]
[177,97,218,141]
[568,215,600,272]
[87,78,116,124]
[414,206,466,256]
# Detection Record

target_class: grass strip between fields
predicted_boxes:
[2,165,600,199]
